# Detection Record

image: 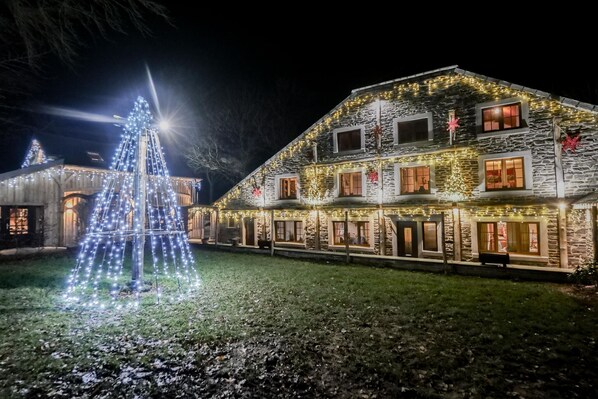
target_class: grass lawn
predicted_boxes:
[0,248,596,398]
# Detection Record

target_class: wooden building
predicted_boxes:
[0,138,199,249]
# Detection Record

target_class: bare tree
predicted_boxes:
[0,0,169,125]
[185,82,304,203]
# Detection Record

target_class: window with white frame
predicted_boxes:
[485,157,525,191]
[339,171,363,197]
[482,103,522,132]
[333,126,364,153]
[394,113,433,145]
[332,221,370,246]
[279,177,298,199]
[478,221,539,255]
[400,166,430,194]
[275,220,304,242]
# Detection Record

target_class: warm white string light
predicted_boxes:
[64,97,200,309]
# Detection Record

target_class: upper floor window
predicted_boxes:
[339,172,362,197]
[333,126,364,153]
[400,166,430,194]
[279,177,298,199]
[394,113,433,145]
[275,220,303,242]
[482,103,521,133]
[485,157,525,191]
[478,221,539,255]
[332,221,370,246]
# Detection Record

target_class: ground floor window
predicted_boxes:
[332,221,370,246]
[275,220,303,242]
[478,221,539,254]
[422,221,438,251]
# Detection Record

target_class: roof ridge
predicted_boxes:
[351,65,459,93]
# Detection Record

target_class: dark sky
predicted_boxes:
[2,5,597,192]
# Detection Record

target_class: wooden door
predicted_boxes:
[244,218,255,246]
[397,221,418,257]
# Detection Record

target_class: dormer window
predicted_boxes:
[87,151,104,162]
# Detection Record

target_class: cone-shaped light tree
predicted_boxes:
[65,97,200,308]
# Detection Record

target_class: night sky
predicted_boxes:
[1,5,597,198]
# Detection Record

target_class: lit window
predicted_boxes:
[397,118,429,144]
[339,172,362,197]
[400,166,430,194]
[279,177,298,199]
[422,222,438,251]
[274,221,303,242]
[478,222,539,255]
[485,157,525,191]
[9,208,28,235]
[87,151,104,162]
[482,103,521,132]
[336,129,362,152]
[332,221,370,246]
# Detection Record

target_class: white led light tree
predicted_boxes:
[65,97,199,308]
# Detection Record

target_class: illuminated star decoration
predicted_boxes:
[252,186,262,198]
[447,116,460,144]
[561,133,581,153]
[372,125,383,150]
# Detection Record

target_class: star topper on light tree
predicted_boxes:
[64,97,200,309]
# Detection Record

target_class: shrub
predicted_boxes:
[569,258,598,286]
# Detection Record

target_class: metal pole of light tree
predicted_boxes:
[131,129,148,285]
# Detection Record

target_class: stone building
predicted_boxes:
[191,66,597,268]
[0,138,200,249]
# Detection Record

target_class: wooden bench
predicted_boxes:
[258,239,272,249]
[479,252,510,267]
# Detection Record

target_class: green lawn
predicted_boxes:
[0,249,596,398]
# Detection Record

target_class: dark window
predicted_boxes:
[478,221,540,255]
[422,222,438,251]
[400,166,430,194]
[485,157,525,191]
[227,218,236,228]
[397,118,429,144]
[275,221,303,242]
[339,172,362,197]
[279,177,298,199]
[332,221,370,246]
[336,129,362,152]
[86,151,104,162]
[482,103,522,132]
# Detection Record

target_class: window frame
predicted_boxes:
[481,102,522,133]
[475,97,529,139]
[477,221,541,255]
[478,151,533,196]
[393,112,433,146]
[274,220,304,243]
[484,157,526,191]
[332,126,365,154]
[332,220,371,247]
[399,165,431,195]
[338,171,364,197]
[422,221,438,252]
[279,177,298,199]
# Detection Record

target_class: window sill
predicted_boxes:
[476,127,529,139]
[329,244,375,252]
[395,193,435,199]
[333,148,366,156]
[277,198,300,203]
[394,139,433,148]
[274,241,306,247]
[479,190,533,198]
[473,252,548,263]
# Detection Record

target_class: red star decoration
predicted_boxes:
[562,134,581,153]
[372,124,382,139]
[367,170,379,184]
[252,186,262,198]
[447,117,460,133]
